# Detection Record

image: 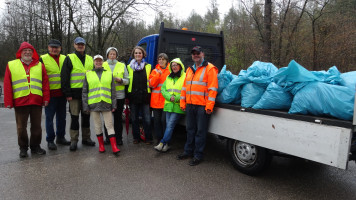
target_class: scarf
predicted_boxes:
[107,59,117,65]
[169,68,182,78]
[130,59,145,71]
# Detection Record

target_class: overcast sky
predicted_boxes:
[0,0,236,25]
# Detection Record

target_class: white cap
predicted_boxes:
[93,55,103,61]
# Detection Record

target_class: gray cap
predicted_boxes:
[48,39,61,47]
[74,37,86,44]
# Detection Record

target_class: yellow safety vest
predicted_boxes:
[41,54,65,90]
[68,53,93,88]
[86,69,112,105]
[8,59,43,99]
[102,61,126,92]
[127,63,151,93]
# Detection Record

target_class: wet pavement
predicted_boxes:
[1,106,356,199]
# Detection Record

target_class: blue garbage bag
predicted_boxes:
[289,82,354,120]
[216,70,249,104]
[246,61,278,87]
[217,65,233,94]
[340,71,356,90]
[241,83,266,108]
[311,66,344,85]
[273,60,320,94]
[253,82,293,110]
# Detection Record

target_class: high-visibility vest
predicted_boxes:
[68,53,93,88]
[86,70,112,105]
[163,72,186,114]
[102,61,126,95]
[181,62,218,110]
[41,54,65,90]
[8,59,43,99]
[127,63,151,93]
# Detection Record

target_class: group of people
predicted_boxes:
[3,37,218,166]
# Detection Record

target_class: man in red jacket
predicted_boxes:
[4,42,50,158]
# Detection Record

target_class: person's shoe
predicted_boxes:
[176,153,191,160]
[70,142,77,151]
[109,137,120,156]
[56,137,71,145]
[189,157,202,166]
[133,139,140,144]
[116,139,123,145]
[31,146,46,155]
[161,144,170,152]
[145,140,153,145]
[48,142,57,150]
[82,138,96,146]
[19,149,28,158]
[104,139,110,145]
[97,134,106,153]
[154,143,164,151]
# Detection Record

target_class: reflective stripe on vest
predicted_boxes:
[86,70,112,105]
[103,61,126,92]
[41,54,65,90]
[69,54,93,88]
[8,59,43,99]
[127,64,151,93]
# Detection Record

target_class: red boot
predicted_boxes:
[109,136,120,155]
[97,134,105,153]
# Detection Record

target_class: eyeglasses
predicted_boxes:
[171,64,180,67]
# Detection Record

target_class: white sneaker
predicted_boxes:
[154,143,164,151]
[162,144,170,152]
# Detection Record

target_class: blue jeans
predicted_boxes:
[130,103,152,141]
[45,96,67,142]
[184,104,210,160]
[160,112,182,144]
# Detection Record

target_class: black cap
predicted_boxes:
[191,46,203,54]
[48,39,61,47]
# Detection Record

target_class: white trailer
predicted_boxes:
[206,103,355,175]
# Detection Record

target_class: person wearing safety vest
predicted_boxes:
[4,42,50,158]
[61,37,95,151]
[154,58,186,152]
[177,46,219,166]
[101,47,129,145]
[82,55,120,155]
[149,53,170,143]
[127,46,153,144]
[40,39,70,151]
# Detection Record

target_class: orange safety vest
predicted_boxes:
[180,62,218,111]
[149,64,170,109]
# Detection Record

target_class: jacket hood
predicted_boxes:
[16,42,39,61]
[169,58,185,75]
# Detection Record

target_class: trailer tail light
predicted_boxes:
[192,38,196,41]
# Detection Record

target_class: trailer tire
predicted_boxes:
[227,139,272,175]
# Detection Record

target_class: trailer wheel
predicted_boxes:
[227,139,272,175]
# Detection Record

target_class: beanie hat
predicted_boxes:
[106,47,118,59]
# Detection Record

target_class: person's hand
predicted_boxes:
[181,107,185,111]
[43,101,49,107]
[66,97,72,101]
[84,110,90,114]
[112,108,116,112]
[206,109,212,115]
[170,96,175,102]
[155,69,162,75]
[115,77,122,83]
[6,105,12,109]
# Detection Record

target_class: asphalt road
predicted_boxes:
[1,107,356,200]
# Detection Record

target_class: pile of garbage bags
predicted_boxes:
[216,60,355,121]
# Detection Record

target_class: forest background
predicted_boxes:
[0,0,355,78]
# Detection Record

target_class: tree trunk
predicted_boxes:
[263,0,272,62]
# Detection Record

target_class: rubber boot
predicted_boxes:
[109,136,120,155]
[97,134,105,153]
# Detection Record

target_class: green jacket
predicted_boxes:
[161,58,186,114]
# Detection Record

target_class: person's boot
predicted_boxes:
[97,134,105,153]
[82,127,95,146]
[109,136,120,156]
[70,141,77,151]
